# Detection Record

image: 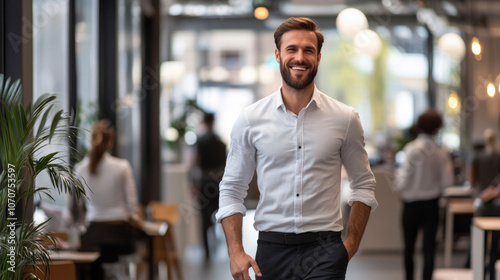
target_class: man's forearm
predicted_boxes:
[221,213,262,279]
[344,201,371,259]
[221,213,245,256]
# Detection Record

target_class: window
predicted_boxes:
[33,0,70,209]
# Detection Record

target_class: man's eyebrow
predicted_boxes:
[284,44,298,49]
[284,44,317,51]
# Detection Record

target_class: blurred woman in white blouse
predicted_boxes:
[75,120,140,279]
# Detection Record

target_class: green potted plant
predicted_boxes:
[0,74,87,279]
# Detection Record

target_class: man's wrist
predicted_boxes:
[227,245,245,257]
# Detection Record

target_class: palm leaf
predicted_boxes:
[48,110,64,144]
[0,73,88,280]
[35,104,54,139]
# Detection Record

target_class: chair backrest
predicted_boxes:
[148,201,179,225]
[24,260,76,280]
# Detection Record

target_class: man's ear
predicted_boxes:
[275,48,280,63]
[317,52,321,65]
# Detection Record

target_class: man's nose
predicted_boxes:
[294,50,304,62]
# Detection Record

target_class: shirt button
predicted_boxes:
[298,146,302,149]
[296,193,300,197]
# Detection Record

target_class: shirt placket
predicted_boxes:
[294,110,304,232]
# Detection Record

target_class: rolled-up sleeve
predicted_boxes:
[341,110,378,211]
[215,111,257,223]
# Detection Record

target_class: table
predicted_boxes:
[142,220,168,236]
[48,250,100,263]
[471,217,500,279]
[140,221,169,280]
[444,198,475,267]
[49,250,101,280]
[443,186,474,267]
[444,186,474,198]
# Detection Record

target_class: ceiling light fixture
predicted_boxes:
[471,37,482,55]
[448,92,459,110]
[438,33,465,60]
[336,8,368,39]
[254,6,268,20]
[487,82,495,97]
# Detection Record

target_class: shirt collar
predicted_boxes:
[417,133,435,142]
[274,84,322,112]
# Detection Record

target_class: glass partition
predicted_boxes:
[75,0,99,155]
[116,0,143,188]
[33,0,70,210]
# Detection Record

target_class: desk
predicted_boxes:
[142,220,168,236]
[444,186,473,198]
[444,198,475,267]
[49,251,100,263]
[140,221,168,280]
[472,217,500,279]
[49,250,100,280]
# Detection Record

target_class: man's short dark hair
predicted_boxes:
[274,17,324,53]
[416,109,443,135]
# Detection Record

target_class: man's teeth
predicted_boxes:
[292,67,306,70]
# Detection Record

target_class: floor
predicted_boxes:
[183,251,473,280]
[181,210,472,280]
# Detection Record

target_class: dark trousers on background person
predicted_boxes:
[80,222,136,280]
[402,198,439,280]
[255,231,348,280]
[198,179,220,260]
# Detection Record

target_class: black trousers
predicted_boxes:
[402,198,439,280]
[255,231,348,280]
[80,222,136,280]
[198,179,220,259]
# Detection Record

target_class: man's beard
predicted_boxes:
[280,60,318,90]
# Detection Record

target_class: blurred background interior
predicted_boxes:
[3,0,500,279]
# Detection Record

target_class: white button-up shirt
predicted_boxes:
[395,134,453,202]
[216,86,377,233]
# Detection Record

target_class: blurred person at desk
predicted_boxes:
[470,128,500,217]
[469,128,500,280]
[74,120,141,280]
[395,109,453,280]
[192,112,227,260]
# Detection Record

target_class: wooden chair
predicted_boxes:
[24,260,76,280]
[148,201,184,280]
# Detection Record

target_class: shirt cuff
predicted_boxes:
[347,190,378,212]
[215,203,247,223]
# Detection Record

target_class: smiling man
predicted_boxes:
[216,17,378,280]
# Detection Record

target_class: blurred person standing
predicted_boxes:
[469,128,500,280]
[75,120,140,280]
[193,112,227,260]
[395,110,453,280]
[470,128,500,217]
[216,17,377,280]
